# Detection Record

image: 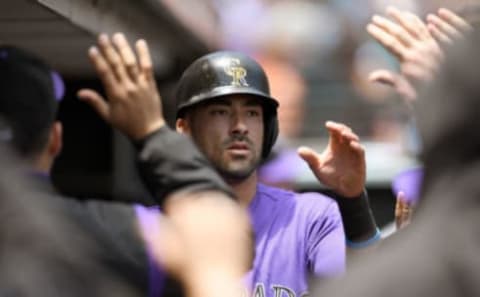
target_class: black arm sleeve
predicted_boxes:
[326,189,379,245]
[134,126,234,206]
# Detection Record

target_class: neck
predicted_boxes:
[225,171,258,208]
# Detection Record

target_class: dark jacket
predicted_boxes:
[0,127,232,297]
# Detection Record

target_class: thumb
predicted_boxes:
[77,89,110,121]
[368,69,398,87]
[297,146,321,169]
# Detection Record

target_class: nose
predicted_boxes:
[230,113,248,136]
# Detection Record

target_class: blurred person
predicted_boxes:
[367,6,446,231]
[174,50,380,297]
[312,25,480,297]
[367,7,473,231]
[0,140,142,297]
[0,39,251,297]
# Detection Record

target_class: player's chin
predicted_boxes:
[222,162,257,179]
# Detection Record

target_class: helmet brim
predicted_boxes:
[176,85,278,118]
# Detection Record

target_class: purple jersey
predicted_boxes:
[135,205,165,297]
[246,183,346,297]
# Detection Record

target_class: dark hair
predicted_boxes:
[0,46,62,157]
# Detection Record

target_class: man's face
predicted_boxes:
[177,95,264,181]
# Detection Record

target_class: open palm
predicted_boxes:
[298,121,365,198]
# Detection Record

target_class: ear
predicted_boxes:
[47,121,63,158]
[176,118,191,134]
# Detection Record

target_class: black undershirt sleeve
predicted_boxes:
[134,126,234,207]
[325,189,379,246]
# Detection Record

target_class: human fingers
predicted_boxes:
[97,34,130,84]
[402,61,434,82]
[371,14,415,46]
[342,130,360,142]
[77,89,110,121]
[438,8,473,33]
[325,120,359,142]
[325,121,357,148]
[395,192,406,228]
[297,146,322,169]
[112,33,140,81]
[320,122,342,150]
[427,23,453,44]
[135,39,155,83]
[348,140,365,156]
[427,13,461,39]
[340,129,360,143]
[87,46,118,93]
[395,194,402,217]
[325,121,354,135]
[387,6,430,39]
[401,201,413,226]
[367,23,407,59]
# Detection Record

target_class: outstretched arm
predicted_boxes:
[367,6,443,104]
[298,121,379,249]
[80,33,252,297]
[78,33,164,140]
[78,33,233,205]
[367,7,473,105]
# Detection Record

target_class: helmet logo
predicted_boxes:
[224,58,249,87]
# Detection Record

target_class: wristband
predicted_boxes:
[328,190,380,247]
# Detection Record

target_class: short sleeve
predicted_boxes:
[306,200,346,277]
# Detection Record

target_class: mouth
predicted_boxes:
[226,142,251,154]
[227,142,249,150]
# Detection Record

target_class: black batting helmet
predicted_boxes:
[175,51,279,159]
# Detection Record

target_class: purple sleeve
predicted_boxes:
[135,205,165,297]
[306,200,346,277]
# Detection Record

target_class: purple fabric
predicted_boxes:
[246,183,346,297]
[50,71,65,101]
[134,205,164,297]
[392,168,423,204]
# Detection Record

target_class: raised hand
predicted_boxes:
[298,121,365,198]
[395,191,414,230]
[367,7,443,103]
[427,8,473,44]
[78,33,165,140]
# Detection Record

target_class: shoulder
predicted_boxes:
[256,183,340,216]
[256,183,296,201]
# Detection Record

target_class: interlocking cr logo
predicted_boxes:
[224,58,249,87]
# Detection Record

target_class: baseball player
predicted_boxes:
[174,51,380,296]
